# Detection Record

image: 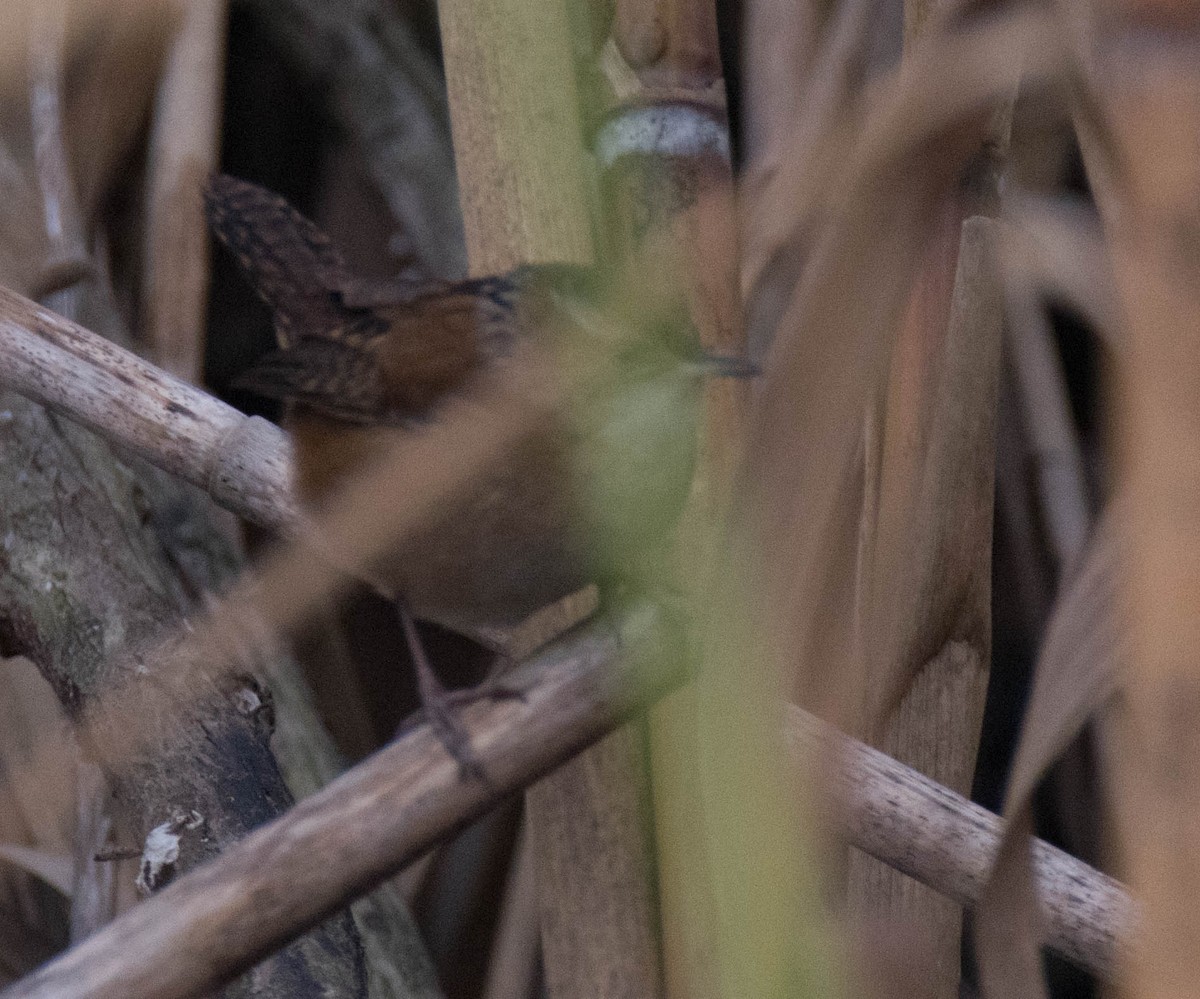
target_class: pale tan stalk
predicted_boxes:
[140,0,226,381]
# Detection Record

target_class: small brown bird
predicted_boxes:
[205,174,751,777]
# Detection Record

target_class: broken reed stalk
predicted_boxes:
[848,212,1002,999]
[0,602,1131,999]
[840,10,1013,999]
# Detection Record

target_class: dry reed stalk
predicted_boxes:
[971,154,1124,999]
[59,2,176,226]
[1097,8,1200,999]
[740,0,820,169]
[438,0,592,274]
[140,0,226,382]
[742,5,1056,717]
[437,2,666,996]
[481,821,540,999]
[1050,0,1124,238]
[740,0,878,363]
[22,2,128,949]
[998,194,1121,350]
[847,214,1003,998]
[0,0,158,87]
[735,9,880,875]
[730,6,886,998]
[951,202,1115,998]
[0,657,73,985]
[28,3,86,299]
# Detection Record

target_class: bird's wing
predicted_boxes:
[204,174,358,346]
[232,336,405,425]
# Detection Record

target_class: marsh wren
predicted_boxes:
[206,174,752,777]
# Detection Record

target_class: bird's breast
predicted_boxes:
[289,409,588,636]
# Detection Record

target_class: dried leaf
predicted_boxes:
[975,512,1124,996]
[0,846,72,898]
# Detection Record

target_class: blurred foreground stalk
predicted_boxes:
[592,2,846,999]
[1105,5,1200,998]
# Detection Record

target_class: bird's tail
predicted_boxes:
[203,174,355,347]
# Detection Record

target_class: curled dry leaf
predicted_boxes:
[976,511,1126,997]
[1000,191,1122,349]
